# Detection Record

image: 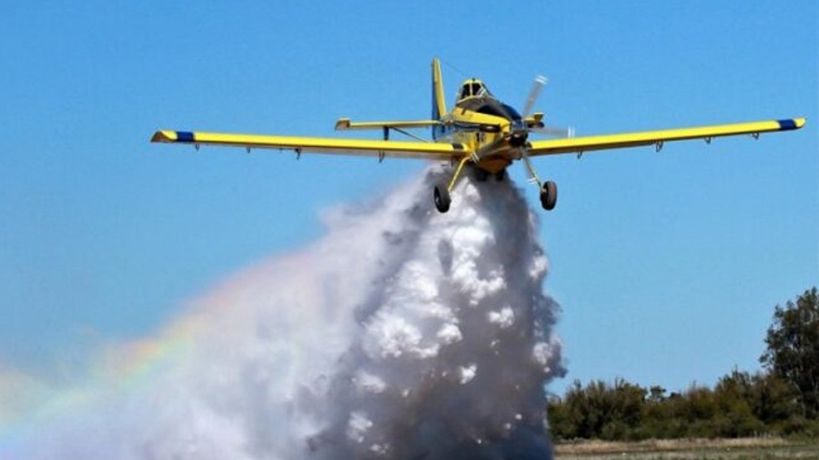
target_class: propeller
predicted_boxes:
[516,75,575,185]
[470,74,574,186]
[531,125,575,138]
[522,75,548,118]
[520,74,574,138]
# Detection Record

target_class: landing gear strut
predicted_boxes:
[433,157,471,213]
[432,159,557,213]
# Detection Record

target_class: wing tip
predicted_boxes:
[777,118,806,131]
[335,118,351,131]
[151,130,177,143]
[151,130,197,143]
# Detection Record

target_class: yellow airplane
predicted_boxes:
[151,58,805,213]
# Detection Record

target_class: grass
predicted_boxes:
[554,437,819,459]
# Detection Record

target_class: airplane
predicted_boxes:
[151,58,805,213]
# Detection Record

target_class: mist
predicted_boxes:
[1,167,565,459]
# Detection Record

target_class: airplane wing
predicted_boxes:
[150,130,468,160]
[527,118,805,157]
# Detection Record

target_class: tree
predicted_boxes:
[760,287,819,419]
[547,379,647,440]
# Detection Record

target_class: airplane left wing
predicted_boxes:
[527,118,805,157]
[150,130,467,160]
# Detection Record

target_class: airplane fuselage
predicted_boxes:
[434,81,537,174]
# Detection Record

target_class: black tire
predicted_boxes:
[540,180,558,211]
[473,168,490,182]
[494,169,507,182]
[434,183,451,213]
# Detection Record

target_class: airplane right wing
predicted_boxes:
[150,130,468,160]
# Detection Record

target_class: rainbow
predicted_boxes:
[0,261,268,457]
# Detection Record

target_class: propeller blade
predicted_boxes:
[531,126,575,138]
[521,75,548,118]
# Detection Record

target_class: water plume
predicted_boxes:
[0,167,565,459]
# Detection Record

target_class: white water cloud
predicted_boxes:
[1,168,564,459]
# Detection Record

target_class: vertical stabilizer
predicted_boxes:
[431,58,447,140]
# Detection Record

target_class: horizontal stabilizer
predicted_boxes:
[334,118,442,131]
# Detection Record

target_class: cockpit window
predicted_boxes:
[458,81,492,100]
[459,84,471,99]
[471,83,482,96]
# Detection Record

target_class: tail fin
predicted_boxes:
[431,58,447,140]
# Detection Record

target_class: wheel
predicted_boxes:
[473,168,490,182]
[540,180,558,211]
[434,183,451,213]
[494,169,507,182]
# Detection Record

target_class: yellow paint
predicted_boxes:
[432,58,447,119]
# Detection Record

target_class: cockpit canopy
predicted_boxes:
[457,79,492,101]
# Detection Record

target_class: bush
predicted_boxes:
[548,288,818,441]
[548,374,797,440]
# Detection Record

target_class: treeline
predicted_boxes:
[548,287,819,441]
[548,371,818,440]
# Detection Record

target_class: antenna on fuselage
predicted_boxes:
[440,59,469,80]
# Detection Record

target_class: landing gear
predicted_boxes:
[434,183,451,213]
[540,180,558,211]
[520,151,557,212]
[433,157,470,213]
[432,159,555,213]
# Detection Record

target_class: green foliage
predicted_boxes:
[760,287,819,419]
[548,379,646,440]
[548,287,819,441]
[549,375,768,440]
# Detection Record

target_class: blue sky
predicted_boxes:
[0,1,816,394]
